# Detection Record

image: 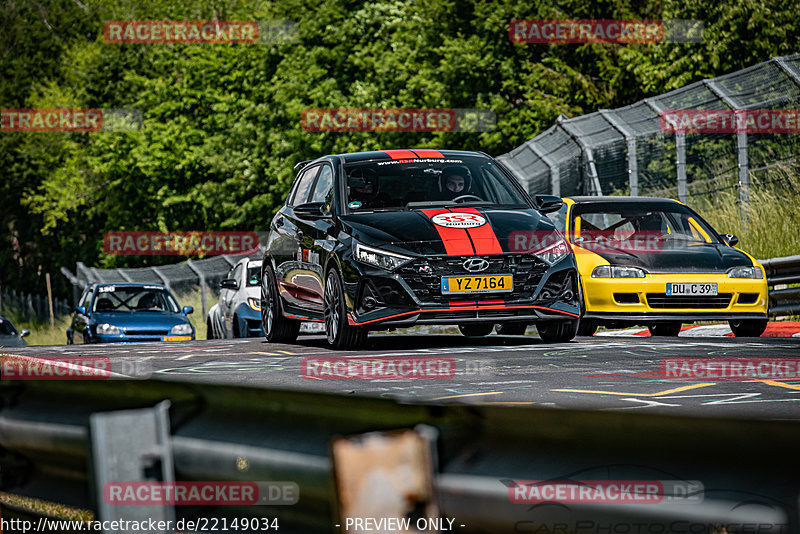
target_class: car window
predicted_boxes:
[308,164,334,211]
[0,317,17,336]
[342,156,530,211]
[546,202,568,230]
[81,288,94,309]
[288,165,320,207]
[247,265,261,286]
[92,286,180,313]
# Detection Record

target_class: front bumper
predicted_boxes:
[343,254,580,328]
[581,274,768,323]
[92,332,194,343]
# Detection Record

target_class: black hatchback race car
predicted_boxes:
[261,149,580,348]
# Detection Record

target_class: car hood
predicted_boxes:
[341,207,557,256]
[576,241,754,272]
[0,335,26,347]
[89,312,191,329]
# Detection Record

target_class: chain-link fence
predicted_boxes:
[497,54,800,216]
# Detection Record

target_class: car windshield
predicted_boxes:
[247,266,261,286]
[92,286,180,313]
[343,156,529,211]
[570,204,720,246]
[0,318,17,336]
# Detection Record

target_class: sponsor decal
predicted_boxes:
[660,109,800,134]
[1,108,141,133]
[301,356,456,380]
[300,108,495,132]
[431,212,486,229]
[348,200,362,209]
[509,19,703,43]
[661,358,800,380]
[104,231,259,255]
[104,481,298,505]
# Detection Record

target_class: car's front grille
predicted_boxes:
[123,329,170,336]
[398,254,548,304]
[646,293,732,309]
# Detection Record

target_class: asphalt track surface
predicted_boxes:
[3,331,800,419]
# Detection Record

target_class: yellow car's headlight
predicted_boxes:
[592,265,646,278]
[728,266,764,279]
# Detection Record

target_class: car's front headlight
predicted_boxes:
[170,323,193,336]
[247,298,261,311]
[533,238,571,265]
[592,265,646,278]
[728,266,764,279]
[96,323,121,335]
[353,242,412,271]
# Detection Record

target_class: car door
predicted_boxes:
[223,262,243,336]
[74,286,95,343]
[273,165,320,310]
[301,163,336,311]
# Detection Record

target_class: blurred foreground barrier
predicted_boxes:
[1,378,799,533]
[762,254,800,316]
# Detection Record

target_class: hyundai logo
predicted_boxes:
[463,258,490,272]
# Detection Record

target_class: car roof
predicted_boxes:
[336,149,489,163]
[566,196,683,205]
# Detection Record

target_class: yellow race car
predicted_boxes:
[549,197,769,337]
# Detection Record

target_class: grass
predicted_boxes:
[690,165,800,260]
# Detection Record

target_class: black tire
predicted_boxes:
[577,319,598,337]
[495,322,528,336]
[262,265,300,343]
[648,322,682,337]
[232,314,241,338]
[459,323,495,337]
[537,319,579,342]
[729,319,768,337]
[206,318,215,340]
[324,269,367,349]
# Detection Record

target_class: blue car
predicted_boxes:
[67,283,195,344]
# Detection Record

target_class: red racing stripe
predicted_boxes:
[411,149,444,158]
[383,149,418,159]
[420,208,475,256]
[460,208,503,254]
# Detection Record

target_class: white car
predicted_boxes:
[207,258,263,338]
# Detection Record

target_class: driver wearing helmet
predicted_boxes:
[439,166,472,200]
[348,167,388,209]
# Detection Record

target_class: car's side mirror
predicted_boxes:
[20,329,30,338]
[721,234,739,247]
[220,278,239,290]
[75,306,87,315]
[183,306,194,315]
[535,194,564,214]
[294,201,329,221]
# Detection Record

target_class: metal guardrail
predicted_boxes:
[1,378,799,532]
[762,254,800,316]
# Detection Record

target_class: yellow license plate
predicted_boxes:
[441,274,513,294]
[162,336,192,341]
